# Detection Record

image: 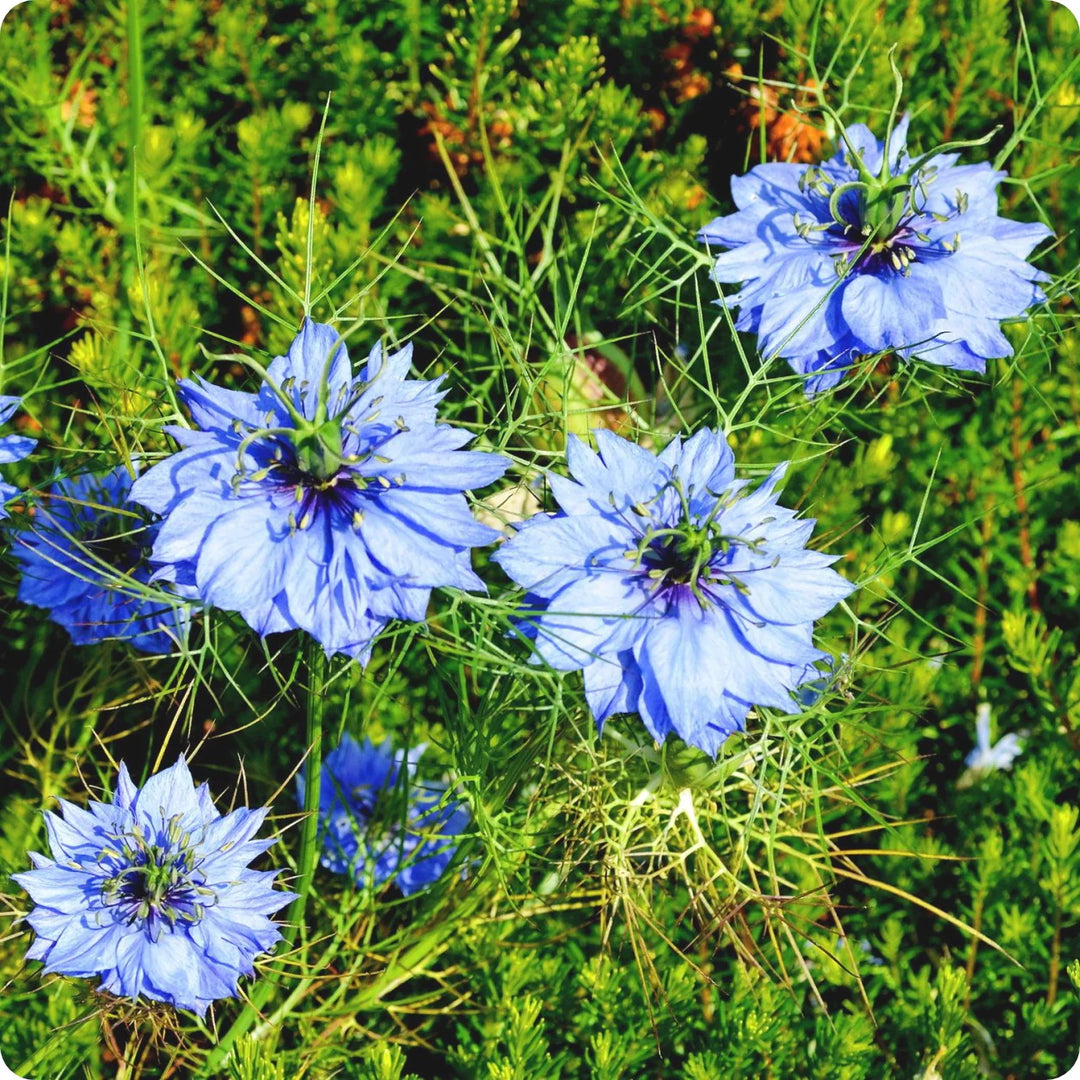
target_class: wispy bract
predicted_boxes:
[131,320,508,661]
[494,429,854,756]
[14,757,294,1017]
[698,116,1052,394]
[298,734,469,895]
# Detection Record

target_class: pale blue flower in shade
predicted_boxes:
[297,734,469,895]
[0,395,36,518]
[13,757,295,1017]
[958,702,1025,788]
[131,319,508,662]
[10,466,192,653]
[493,428,854,756]
[698,115,1052,394]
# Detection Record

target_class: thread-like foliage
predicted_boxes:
[0,1,1077,1078]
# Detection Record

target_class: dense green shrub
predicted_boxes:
[0,0,1077,1077]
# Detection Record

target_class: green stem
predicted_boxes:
[1048,897,1063,1006]
[201,643,328,1075]
[122,0,143,339]
[404,0,422,97]
[126,0,143,191]
[294,640,328,933]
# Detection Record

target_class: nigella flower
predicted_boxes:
[131,320,508,662]
[958,702,1025,788]
[298,735,469,895]
[13,756,295,1017]
[493,428,854,756]
[698,114,1052,394]
[0,395,36,518]
[10,466,193,653]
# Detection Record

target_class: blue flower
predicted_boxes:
[10,466,193,653]
[698,115,1052,394]
[0,395,37,518]
[13,756,295,1017]
[131,320,508,662]
[493,429,854,756]
[958,702,1025,788]
[298,734,470,895]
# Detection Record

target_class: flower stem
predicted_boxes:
[294,639,328,910]
[200,642,327,1076]
[121,0,143,342]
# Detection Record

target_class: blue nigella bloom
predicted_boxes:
[131,319,508,662]
[698,115,1052,394]
[0,395,37,517]
[493,428,854,756]
[13,756,295,1017]
[298,734,469,895]
[10,466,193,653]
[958,702,1025,789]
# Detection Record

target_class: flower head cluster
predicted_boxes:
[698,115,1052,394]
[0,395,36,518]
[299,734,469,895]
[11,467,192,653]
[131,320,508,661]
[494,429,853,756]
[14,756,294,1017]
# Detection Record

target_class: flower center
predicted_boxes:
[798,146,969,279]
[99,817,215,930]
[619,478,771,611]
[227,413,412,536]
[640,525,716,587]
[292,414,346,481]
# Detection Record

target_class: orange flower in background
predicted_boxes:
[60,79,97,129]
[726,64,826,164]
[662,6,715,104]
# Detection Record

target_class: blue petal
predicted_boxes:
[637,605,736,756]
[840,270,947,351]
[375,487,503,548]
[179,377,263,432]
[360,503,484,591]
[0,395,21,424]
[140,931,204,1011]
[131,756,203,824]
[493,512,632,594]
[593,429,669,497]
[725,551,853,626]
[532,570,648,670]
[672,428,736,505]
[0,433,36,464]
[582,651,643,725]
[194,498,292,611]
[264,319,353,422]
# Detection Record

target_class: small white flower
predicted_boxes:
[958,703,1025,788]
